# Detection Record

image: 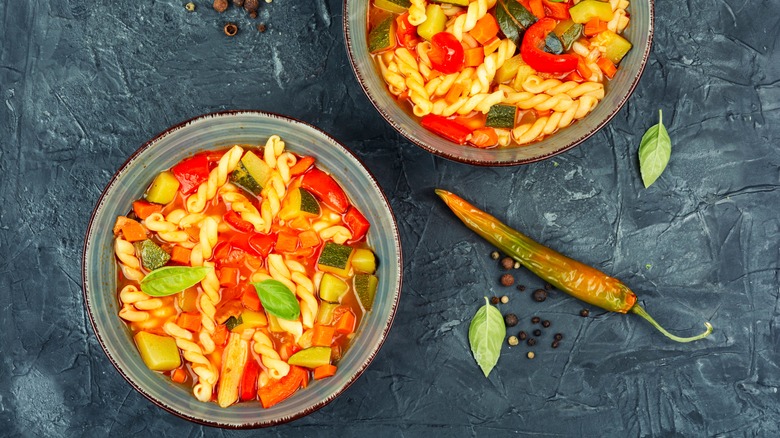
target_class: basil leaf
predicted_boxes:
[496,0,537,46]
[469,297,506,377]
[253,279,300,321]
[140,266,212,297]
[639,109,672,188]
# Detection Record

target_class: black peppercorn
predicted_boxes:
[554,333,563,341]
[257,23,267,32]
[532,289,547,302]
[500,257,514,270]
[233,0,245,6]
[542,320,551,328]
[517,284,526,291]
[500,273,514,287]
[580,309,590,317]
[551,341,559,349]
[533,329,542,337]
[544,282,553,290]
[504,313,519,327]
[531,316,540,324]
[527,338,536,346]
[490,296,499,305]
[518,331,527,340]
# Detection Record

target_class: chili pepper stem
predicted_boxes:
[630,304,713,343]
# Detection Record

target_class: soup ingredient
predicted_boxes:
[495,0,537,46]
[375,0,411,14]
[508,335,519,346]
[504,313,519,327]
[146,171,180,204]
[421,114,472,144]
[500,273,515,286]
[638,110,672,188]
[172,154,210,195]
[258,365,307,408]
[354,274,378,311]
[335,310,356,334]
[369,16,396,53]
[230,150,272,195]
[532,288,547,302]
[140,266,212,297]
[253,279,301,320]
[317,242,355,276]
[319,273,349,302]
[569,0,613,23]
[134,331,181,371]
[132,200,162,220]
[521,18,578,73]
[351,248,376,274]
[436,189,713,343]
[240,358,261,402]
[417,5,447,41]
[279,188,321,220]
[218,333,249,407]
[593,29,633,64]
[301,168,350,213]
[469,297,506,377]
[316,303,339,325]
[313,364,338,380]
[344,206,371,242]
[288,346,332,369]
[134,239,171,271]
[114,216,147,242]
[486,105,517,129]
[428,32,465,74]
[580,308,590,317]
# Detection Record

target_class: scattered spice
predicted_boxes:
[527,338,536,346]
[532,289,547,302]
[533,329,542,337]
[513,261,521,269]
[554,333,563,341]
[500,257,514,270]
[500,273,514,287]
[542,320,551,328]
[580,308,590,317]
[531,316,540,324]
[185,2,196,12]
[490,251,500,260]
[551,341,559,349]
[527,351,535,359]
[233,0,244,6]
[544,282,553,290]
[500,295,509,304]
[504,313,518,327]
[213,0,229,13]
[257,23,267,32]
[490,296,499,305]
[518,331,527,340]
[507,336,519,346]
[223,22,238,36]
[516,284,526,291]
[244,0,260,14]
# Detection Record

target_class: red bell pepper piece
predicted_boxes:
[171,154,210,195]
[224,210,255,233]
[247,233,277,257]
[344,206,370,242]
[428,32,465,74]
[421,115,473,144]
[521,18,579,74]
[301,169,350,214]
[258,365,308,409]
[240,358,261,402]
[396,13,420,50]
[542,0,571,20]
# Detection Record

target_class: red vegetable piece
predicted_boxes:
[344,206,370,242]
[258,365,307,409]
[247,233,277,257]
[301,168,350,214]
[542,0,571,20]
[224,210,255,233]
[421,114,473,144]
[396,12,420,49]
[428,32,465,74]
[240,359,261,402]
[521,18,579,74]
[171,154,210,195]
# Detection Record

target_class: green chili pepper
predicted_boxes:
[436,189,713,343]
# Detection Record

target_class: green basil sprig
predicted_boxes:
[469,297,506,377]
[639,109,672,188]
[140,266,212,297]
[253,279,300,321]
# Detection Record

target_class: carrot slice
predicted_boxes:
[171,368,188,383]
[597,57,618,79]
[298,230,320,249]
[584,19,608,36]
[241,286,262,312]
[464,47,485,68]
[218,266,240,288]
[170,246,192,265]
[311,325,336,347]
[275,232,298,253]
[468,14,499,45]
[114,216,147,242]
[258,366,307,409]
[529,0,545,19]
[177,312,202,332]
[289,156,315,176]
[212,325,228,347]
[334,311,356,335]
[313,364,337,380]
[132,200,162,220]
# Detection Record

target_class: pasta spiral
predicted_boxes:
[286,259,319,330]
[118,284,162,322]
[257,136,297,233]
[252,330,291,379]
[447,0,494,41]
[511,95,600,145]
[393,48,433,117]
[163,321,218,402]
[186,145,244,213]
[114,237,144,281]
[408,0,427,26]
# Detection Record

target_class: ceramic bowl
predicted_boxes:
[82,111,402,427]
[344,1,654,166]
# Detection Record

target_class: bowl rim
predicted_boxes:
[81,110,403,428]
[343,0,656,166]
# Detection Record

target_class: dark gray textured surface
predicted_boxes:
[1,0,778,436]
